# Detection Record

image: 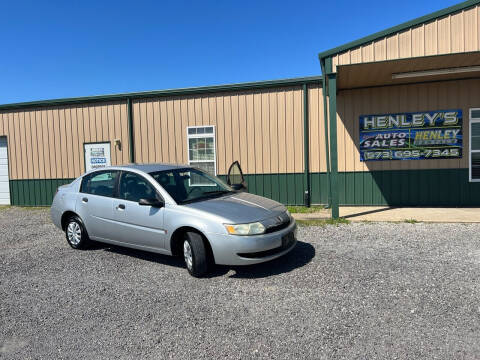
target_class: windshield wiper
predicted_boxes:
[203,190,232,195]
[179,190,233,205]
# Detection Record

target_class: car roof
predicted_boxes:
[110,163,191,173]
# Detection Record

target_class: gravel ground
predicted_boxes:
[1,207,480,359]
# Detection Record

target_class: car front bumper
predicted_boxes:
[206,219,297,266]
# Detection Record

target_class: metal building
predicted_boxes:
[1,0,480,219]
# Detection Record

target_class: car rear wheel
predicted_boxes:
[183,232,208,277]
[65,215,90,250]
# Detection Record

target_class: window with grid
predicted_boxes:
[187,126,216,185]
[470,109,480,181]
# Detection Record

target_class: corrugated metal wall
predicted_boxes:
[0,102,130,180]
[332,5,480,72]
[0,87,327,181]
[0,85,327,205]
[336,78,479,172]
[132,86,319,176]
[308,85,328,173]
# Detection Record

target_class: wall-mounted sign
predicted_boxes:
[359,110,462,161]
[84,142,111,171]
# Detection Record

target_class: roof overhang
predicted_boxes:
[336,52,480,90]
[318,0,480,61]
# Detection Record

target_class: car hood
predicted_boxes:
[184,191,286,223]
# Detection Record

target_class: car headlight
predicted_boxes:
[224,222,266,235]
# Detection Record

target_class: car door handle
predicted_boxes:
[82,197,88,203]
[117,204,125,210]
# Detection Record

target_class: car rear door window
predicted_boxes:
[80,171,119,197]
[118,172,158,203]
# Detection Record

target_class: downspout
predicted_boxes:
[303,83,310,207]
[320,59,331,208]
[127,97,135,163]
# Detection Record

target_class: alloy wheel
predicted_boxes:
[67,221,82,246]
[183,240,193,270]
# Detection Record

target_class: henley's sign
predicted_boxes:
[359,110,463,161]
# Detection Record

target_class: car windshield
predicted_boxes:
[149,168,234,204]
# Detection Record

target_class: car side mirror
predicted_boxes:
[139,198,165,208]
[230,183,247,192]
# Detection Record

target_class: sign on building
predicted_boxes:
[84,142,111,171]
[359,110,462,161]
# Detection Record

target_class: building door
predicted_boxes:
[0,137,10,205]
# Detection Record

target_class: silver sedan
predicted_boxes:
[50,162,297,277]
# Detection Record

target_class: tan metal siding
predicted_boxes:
[337,78,480,172]
[331,5,480,72]
[307,85,327,173]
[131,86,308,175]
[0,101,128,180]
[0,85,321,181]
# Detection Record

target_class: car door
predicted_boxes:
[111,171,166,250]
[227,161,247,191]
[76,170,119,241]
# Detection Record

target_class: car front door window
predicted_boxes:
[118,172,158,203]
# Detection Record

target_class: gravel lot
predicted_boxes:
[1,207,480,359]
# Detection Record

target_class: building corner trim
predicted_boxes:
[127,98,135,163]
[327,72,339,219]
[303,84,310,207]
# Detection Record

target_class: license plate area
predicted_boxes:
[281,231,295,248]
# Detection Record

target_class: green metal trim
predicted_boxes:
[127,98,135,163]
[321,59,331,208]
[335,169,480,206]
[10,178,75,206]
[324,57,333,75]
[303,84,310,207]
[328,73,339,219]
[0,76,323,111]
[11,169,480,207]
[318,0,480,61]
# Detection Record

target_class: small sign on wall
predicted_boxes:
[84,142,111,171]
[359,109,463,161]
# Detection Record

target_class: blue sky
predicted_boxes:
[0,0,462,103]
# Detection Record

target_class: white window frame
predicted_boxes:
[469,108,480,182]
[186,125,217,186]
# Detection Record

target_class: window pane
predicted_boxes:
[188,128,196,135]
[187,127,216,180]
[119,172,157,202]
[206,137,214,149]
[206,148,214,159]
[472,153,480,179]
[472,123,480,150]
[81,171,118,197]
[472,110,480,119]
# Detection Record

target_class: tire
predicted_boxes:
[65,215,91,250]
[183,231,209,277]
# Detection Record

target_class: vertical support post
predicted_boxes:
[328,73,339,219]
[303,83,310,207]
[321,60,331,208]
[127,98,135,163]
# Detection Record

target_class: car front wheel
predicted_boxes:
[183,232,208,277]
[65,215,90,249]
